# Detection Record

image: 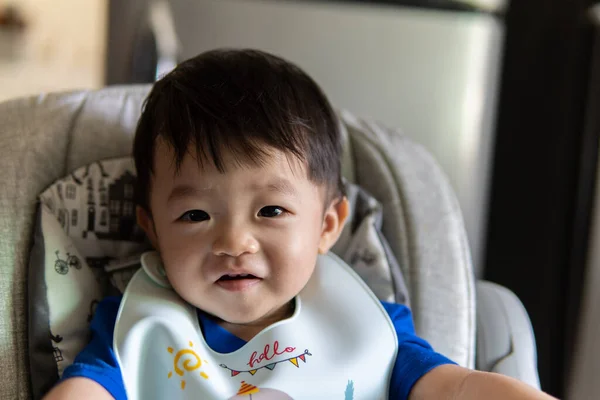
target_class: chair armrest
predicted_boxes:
[476,280,541,389]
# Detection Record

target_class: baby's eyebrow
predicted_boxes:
[252,178,298,197]
[167,179,296,203]
[166,184,210,204]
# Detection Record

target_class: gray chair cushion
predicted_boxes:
[339,111,475,368]
[0,86,149,399]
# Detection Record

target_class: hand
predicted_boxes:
[409,365,557,400]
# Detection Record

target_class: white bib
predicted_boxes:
[114,252,398,400]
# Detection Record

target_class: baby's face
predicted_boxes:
[139,140,344,326]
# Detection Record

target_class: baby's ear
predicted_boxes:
[136,206,159,249]
[318,197,350,254]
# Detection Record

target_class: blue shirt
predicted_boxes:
[62,296,454,399]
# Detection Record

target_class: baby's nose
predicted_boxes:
[211,224,259,257]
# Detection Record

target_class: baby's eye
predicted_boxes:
[178,210,210,222]
[258,206,285,218]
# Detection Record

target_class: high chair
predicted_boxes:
[0,86,540,399]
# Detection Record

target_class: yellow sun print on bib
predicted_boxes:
[167,341,209,390]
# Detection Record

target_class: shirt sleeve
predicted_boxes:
[60,296,126,400]
[382,301,456,400]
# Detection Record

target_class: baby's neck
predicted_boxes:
[215,301,295,342]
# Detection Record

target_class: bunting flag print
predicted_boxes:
[220,349,312,377]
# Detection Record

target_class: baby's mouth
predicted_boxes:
[218,273,258,281]
[216,273,262,292]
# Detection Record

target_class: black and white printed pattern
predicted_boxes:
[36,158,150,377]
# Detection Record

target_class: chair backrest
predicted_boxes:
[0,86,474,399]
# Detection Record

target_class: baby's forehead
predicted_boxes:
[155,140,308,178]
[148,140,336,205]
[148,141,333,209]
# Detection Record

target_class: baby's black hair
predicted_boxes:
[133,48,344,211]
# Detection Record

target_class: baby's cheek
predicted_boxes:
[162,228,209,253]
[277,221,318,250]
[160,244,202,280]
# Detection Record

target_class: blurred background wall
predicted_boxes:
[0,0,106,102]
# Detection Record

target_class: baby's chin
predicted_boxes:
[210,301,296,326]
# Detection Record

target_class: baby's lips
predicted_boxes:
[213,268,264,282]
[216,275,262,291]
[218,272,259,281]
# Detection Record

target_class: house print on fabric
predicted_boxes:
[50,331,64,364]
[82,170,142,241]
[54,181,76,236]
[97,170,140,240]
[42,161,146,243]
[52,162,143,241]
[45,161,144,242]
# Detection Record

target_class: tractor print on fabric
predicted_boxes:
[53,250,82,275]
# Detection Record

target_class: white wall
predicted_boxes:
[0,0,107,102]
